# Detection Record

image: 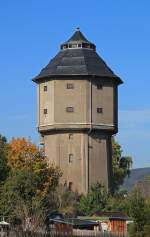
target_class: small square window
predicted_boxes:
[69,134,73,140]
[69,154,74,163]
[66,107,74,112]
[44,109,47,114]
[44,85,48,92]
[97,108,103,113]
[67,83,74,89]
[97,84,103,90]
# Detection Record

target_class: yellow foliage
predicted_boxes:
[7,137,39,170]
[7,137,62,197]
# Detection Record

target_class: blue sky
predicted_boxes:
[0,0,150,168]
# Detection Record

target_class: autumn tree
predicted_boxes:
[7,137,39,170]
[7,138,62,195]
[0,137,62,227]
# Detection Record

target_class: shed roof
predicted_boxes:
[51,218,99,228]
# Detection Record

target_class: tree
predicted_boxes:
[7,138,39,170]
[128,188,148,237]
[0,137,62,227]
[0,169,60,230]
[0,134,9,183]
[112,138,132,193]
[56,185,80,217]
[7,138,62,195]
[78,183,108,215]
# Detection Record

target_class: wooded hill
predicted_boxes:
[122,167,150,191]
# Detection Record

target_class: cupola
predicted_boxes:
[60,27,96,51]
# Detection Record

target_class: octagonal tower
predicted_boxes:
[33,28,123,193]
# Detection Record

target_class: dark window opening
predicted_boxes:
[97,108,103,113]
[44,109,48,114]
[97,84,103,90]
[63,44,68,49]
[82,43,91,48]
[66,107,74,112]
[44,85,48,92]
[67,83,74,89]
[68,182,73,191]
[69,133,73,140]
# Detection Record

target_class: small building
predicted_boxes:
[51,218,100,235]
[79,211,129,235]
[109,216,127,234]
[92,211,128,234]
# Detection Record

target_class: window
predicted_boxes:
[69,133,73,140]
[44,109,47,114]
[66,107,74,112]
[68,182,73,191]
[71,44,78,48]
[97,108,103,113]
[63,44,68,49]
[97,84,103,90]
[44,85,47,92]
[67,83,74,89]
[69,154,74,163]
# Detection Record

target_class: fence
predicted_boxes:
[0,230,128,237]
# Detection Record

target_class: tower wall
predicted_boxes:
[38,79,117,132]
[91,80,116,126]
[38,80,54,126]
[43,131,112,194]
[38,79,116,193]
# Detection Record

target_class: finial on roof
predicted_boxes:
[76,27,80,31]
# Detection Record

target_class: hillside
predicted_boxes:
[122,167,150,191]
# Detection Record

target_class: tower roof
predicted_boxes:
[61,27,95,47]
[33,29,122,84]
[64,27,91,42]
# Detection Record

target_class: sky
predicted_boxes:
[0,0,150,168]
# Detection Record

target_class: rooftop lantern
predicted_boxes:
[60,28,96,51]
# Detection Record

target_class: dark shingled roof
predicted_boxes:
[51,218,99,228]
[63,28,93,44]
[33,29,122,84]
